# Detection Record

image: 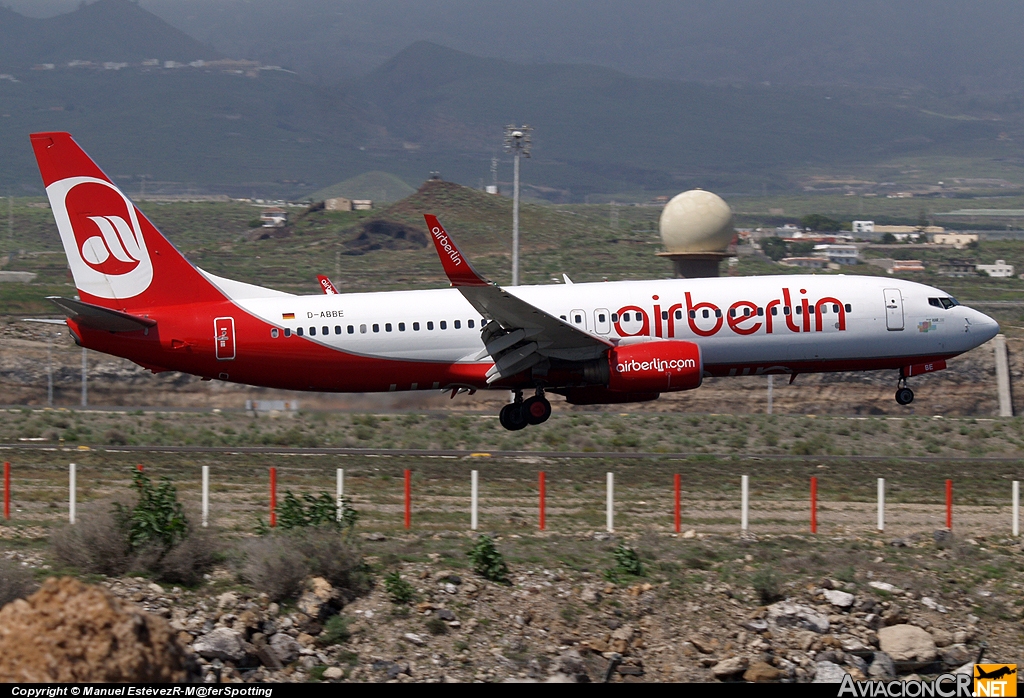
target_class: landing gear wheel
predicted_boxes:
[895,387,914,405]
[499,403,528,431]
[522,395,552,425]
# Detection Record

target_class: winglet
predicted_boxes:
[317,274,340,294]
[424,215,490,287]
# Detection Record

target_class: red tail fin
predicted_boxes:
[30,132,226,311]
[317,274,340,294]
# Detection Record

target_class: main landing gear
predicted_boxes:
[895,370,914,406]
[499,389,552,431]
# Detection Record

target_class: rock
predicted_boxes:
[813,661,847,683]
[877,625,937,668]
[193,627,246,662]
[953,631,969,645]
[362,532,386,541]
[921,597,948,614]
[0,577,192,682]
[296,632,315,648]
[444,583,458,594]
[217,591,238,609]
[766,602,830,634]
[933,530,954,547]
[682,529,696,539]
[743,661,782,682]
[256,645,283,670]
[868,652,896,679]
[147,583,164,595]
[868,581,902,594]
[323,666,344,680]
[711,656,748,679]
[966,614,979,625]
[742,619,768,633]
[580,587,601,604]
[404,632,426,646]
[931,629,953,647]
[297,577,336,620]
[823,590,855,609]
[269,633,302,664]
[940,644,972,667]
[437,609,457,622]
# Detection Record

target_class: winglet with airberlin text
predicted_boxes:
[424,215,491,287]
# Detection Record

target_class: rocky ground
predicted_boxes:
[4,527,1019,684]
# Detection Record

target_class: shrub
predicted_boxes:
[467,535,509,584]
[53,470,217,584]
[425,617,448,635]
[750,568,783,604]
[319,615,352,646]
[383,571,416,604]
[612,543,645,577]
[0,559,36,608]
[258,491,357,535]
[240,528,371,602]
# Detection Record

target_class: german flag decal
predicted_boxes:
[282,312,295,320]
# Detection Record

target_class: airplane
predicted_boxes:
[30,132,1000,430]
[975,666,1016,681]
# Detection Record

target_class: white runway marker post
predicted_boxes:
[69,463,76,525]
[877,478,885,532]
[471,470,479,531]
[1013,481,1020,538]
[606,472,614,533]
[202,466,209,528]
[336,468,345,522]
[741,475,749,532]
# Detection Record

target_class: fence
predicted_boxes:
[1,461,1019,537]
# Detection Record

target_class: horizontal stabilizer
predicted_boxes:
[47,296,157,332]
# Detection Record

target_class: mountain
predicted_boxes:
[309,172,416,204]
[0,0,219,69]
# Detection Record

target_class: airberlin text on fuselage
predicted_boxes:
[614,288,848,339]
[431,227,463,267]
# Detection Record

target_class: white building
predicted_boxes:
[931,233,978,249]
[813,244,859,265]
[976,260,1014,278]
[852,220,874,234]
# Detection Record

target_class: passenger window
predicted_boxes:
[413,322,420,331]
[744,308,751,317]
[661,311,668,320]
[623,312,631,321]
[675,310,683,320]
[322,326,329,335]
[399,322,406,331]
[783,307,790,316]
[454,320,461,329]
[373,324,379,333]
[715,309,722,318]
[833,304,840,313]
[468,319,475,328]
[440,321,447,330]
[335,326,341,334]
[574,314,582,323]
[729,308,736,318]
[359,324,367,334]
[385,323,392,332]
[598,313,606,322]
[427,321,434,330]
[821,306,828,315]
[770,307,777,316]
[309,327,316,336]
[795,307,802,315]
[284,328,291,337]
[845,304,852,312]
[756,307,764,316]
[347,325,354,334]
[702,309,709,319]
[689,310,696,319]
[271,328,279,338]
[297,327,304,336]
[611,313,619,322]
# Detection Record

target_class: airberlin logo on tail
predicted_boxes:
[431,226,463,267]
[47,176,153,299]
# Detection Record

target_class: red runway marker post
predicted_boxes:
[269,467,277,528]
[539,471,546,531]
[810,476,818,534]
[3,462,9,521]
[674,473,681,534]
[946,479,953,530]
[404,470,411,529]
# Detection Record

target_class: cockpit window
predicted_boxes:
[929,297,960,310]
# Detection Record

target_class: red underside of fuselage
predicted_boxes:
[69,303,954,395]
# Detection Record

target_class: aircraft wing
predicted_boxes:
[424,215,611,383]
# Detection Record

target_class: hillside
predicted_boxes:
[0,0,218,68]
[309,172,416,204]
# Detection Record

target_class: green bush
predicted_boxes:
[114,470,188,553]
[425,617,448,635]
[750,568,783,604]
[383,571,416,604]
[604,543,645,582]
[319,615,352,646]
[467,535,509,584]
[258,490,357,534]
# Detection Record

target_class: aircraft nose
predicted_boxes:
[972,308,1000,341]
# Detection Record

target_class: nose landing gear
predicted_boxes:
[894,370,914,405]
[499,389,551,430]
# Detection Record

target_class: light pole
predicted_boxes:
[504,124,532,286]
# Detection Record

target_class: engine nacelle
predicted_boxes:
[607,340,703,393]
